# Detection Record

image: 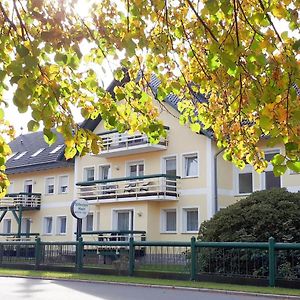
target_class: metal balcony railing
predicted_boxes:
[98,130,168,157]
[76,174,180,202]
[0,193,41,209]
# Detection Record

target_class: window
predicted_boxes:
[45,177,55,194]
[183,208,199,232]
[113,210,133,231]
[24,179,33,194]
[99,165,111,180]
[237,164,253,195]
[58,175,68,193]
[14,151,27,160]
[43,217,53,234]
[183,154,198,177]
[161,209,176,232]
[163,156,177,191]
[3,219,11,234]
[128,161,144,177]
[8,181,14,194]
[57,216,67,234]
[21,218,31,234]
[238,173,253,194]
[31,148,45,157]
[84,213,93,232]
[84,167,95,182]
[50,145,63,154]
[263,151,281,190]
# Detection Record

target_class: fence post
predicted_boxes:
[76,237,83,272]
[35,237,41,270]
[190,236,196,281]
[268,237,276,287]
[128,236,135,276]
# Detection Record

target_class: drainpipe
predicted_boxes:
[214,148,225,214]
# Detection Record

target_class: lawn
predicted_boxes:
[0,267,299,297]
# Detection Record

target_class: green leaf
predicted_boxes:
[43,128,57,145]
[287,160,300,173]
[27,120,40,132]
[190,123,201,133]
[208,53,221,71]
[54,53,68,64]
[285,142,298,151]
[16,45,29,57]
[114,68,125,81]
[0,108,4,120]
[259,115,272,131]
[273,165,287,176]
[271,154,285,165]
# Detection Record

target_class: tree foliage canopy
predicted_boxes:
[198,188,300,242]
[0,0,299,196]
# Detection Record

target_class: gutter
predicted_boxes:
[214,148,225,214]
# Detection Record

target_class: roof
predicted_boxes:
[6,130,74,174]
[81,73,214,138]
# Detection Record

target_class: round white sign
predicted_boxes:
[70,199,89,219]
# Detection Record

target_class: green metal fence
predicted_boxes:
[0,237,299,287]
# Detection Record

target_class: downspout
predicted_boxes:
[214,148,225,214]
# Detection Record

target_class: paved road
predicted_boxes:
[0,277,291,300]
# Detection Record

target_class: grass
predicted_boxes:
[0,267,299,296]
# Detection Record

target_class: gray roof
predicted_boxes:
[6,130,74,174]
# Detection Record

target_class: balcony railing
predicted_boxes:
[0,193,41,210]
[98,130,168,157]
[76,174,180,202]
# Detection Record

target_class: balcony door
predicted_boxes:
[21,218,31,237]
[163,156,177,192]
[114,210,134,232]
[24,180,33,194]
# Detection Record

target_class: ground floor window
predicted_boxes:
[183,208,199,232]
[3,219,11,234]
[113,210,134,231]
[43,217,53,234]
[161,209,177,232]
[57,216,67,234]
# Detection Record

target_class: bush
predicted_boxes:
[198,188,300,243]
[196,189,300,279]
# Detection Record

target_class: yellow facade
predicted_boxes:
[2,103,300,242]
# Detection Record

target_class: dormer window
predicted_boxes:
[50,145,63,154]
[31,148,45,157]
[14,151,27,160]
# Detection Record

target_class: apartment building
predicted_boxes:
[0,130,74,241]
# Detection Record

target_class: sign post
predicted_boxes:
[70,199,89,241]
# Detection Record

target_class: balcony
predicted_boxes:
[76,174,180,203]
[98,130,168,157]
[0,193,41,210]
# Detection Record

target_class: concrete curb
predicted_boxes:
[1,274,299,299]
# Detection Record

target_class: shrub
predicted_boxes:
[198,188,300,243]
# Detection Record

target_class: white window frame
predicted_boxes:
[126,160,145,178]
[112,208,134,231]
[235,165,254,196]
[56,216,67,235]
[98,164,111,180]
[3,219,12,234]
[43,216,53,235]
[58,175,69,194]
[24,179,33,194]
[261,149,282,190]
[182,207,200,233]
[161,155,178,175]
[160,208,177,233]
[182,152,199,178]
[45,177,55,195]
[8,181,14,194]
[83,166,95,182]
[83,213,94,232]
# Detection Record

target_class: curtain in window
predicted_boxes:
[117,212,130,231]
[46,218,52,233]
[60,217,66,233]
[185,156,198,176]
[166,211,176,231]
[187,210,198,231]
